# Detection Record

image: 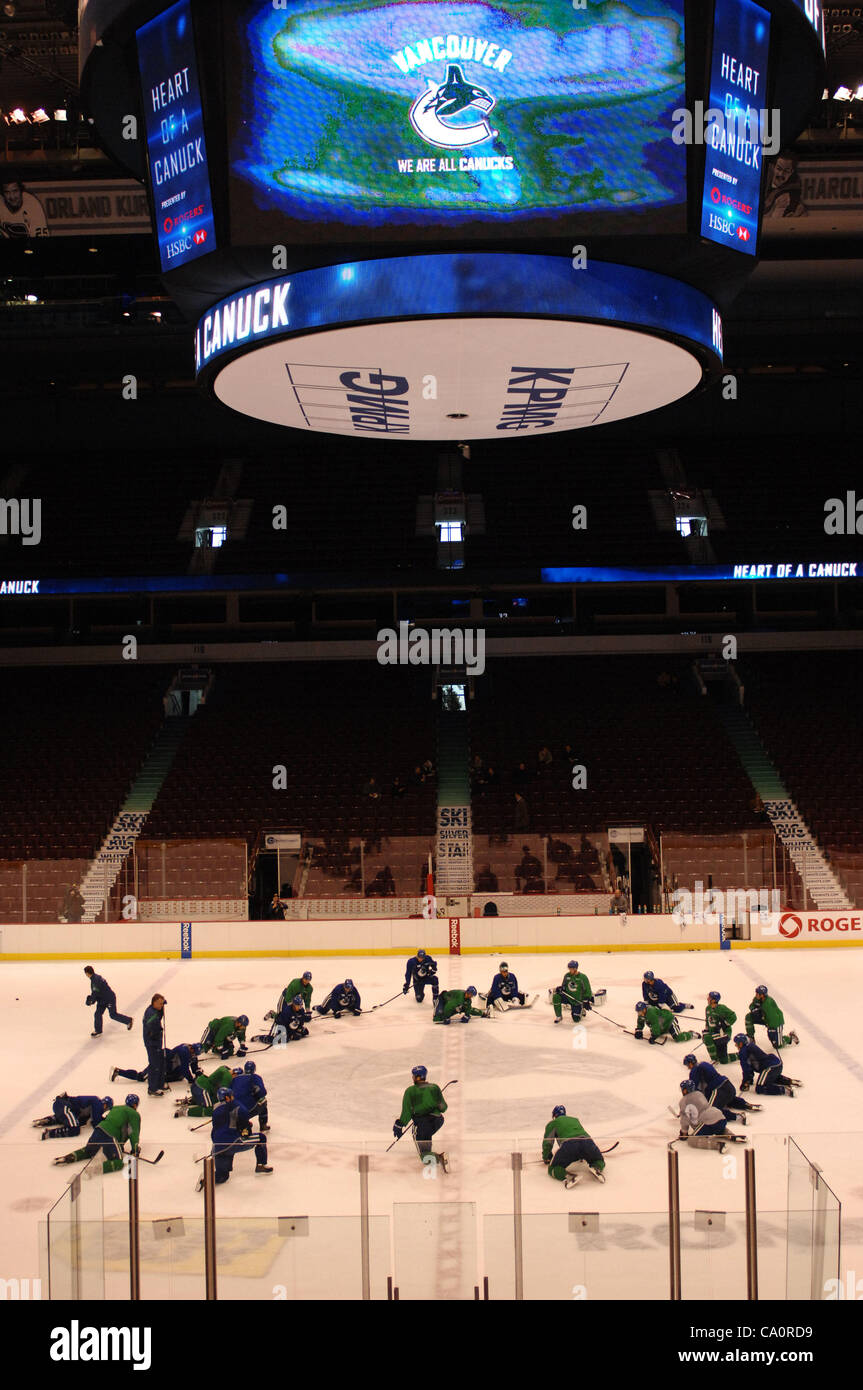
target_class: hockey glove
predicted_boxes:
[402,985,410,995]
[393,1124,403,1140]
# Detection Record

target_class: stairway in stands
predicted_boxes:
[714,698,851,911]
[80,717,190,922]
[434,687,473,896]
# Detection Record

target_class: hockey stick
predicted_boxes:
[133,1149,165,1165]
[386,1079,459,1152]
[367,991,405,1013]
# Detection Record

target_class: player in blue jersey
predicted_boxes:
[641,970,690,1012]
[403,949,439,1003]
[315,980,362,1018]
[229,1061,269,1132]
[33,1094,113,1140]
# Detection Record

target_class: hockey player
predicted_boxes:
[433,986,485,1024]
[704,991,737,1064]
[745,986,799,1050]
[83,966,133,1036]
[542,1105,606,1186]
[552,961,593,1024]
[393,1064,448,1168]
[230,1061,269,1132]
[486,963,526,1011]
[183,1063,235,1117]
[634,1000,696,1044]
[112,1041,202,1088]
[195,1087,272,1188]
[200,1015,249,1060]
[403,949,439,1004]
[734,1034,796,1097]
[677,1080,730,1138]
[141,994,167,1095]
[682,1054,757,1119]
[314,979,362,1018]
[34,1094,112,1140]
[54,1095,141,1173]
[266,972,313,1019]
[642,970,689,1013]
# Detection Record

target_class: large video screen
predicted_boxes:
[226,0,688,245]
[700,0,771,256]
[137,0,218,272]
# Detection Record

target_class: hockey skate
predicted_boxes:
[32,1115,55,1128]
[255,1164,273,1174]
[589,1167,607,1183]
[53,1153,77,1165]
[434,1151,449,1173]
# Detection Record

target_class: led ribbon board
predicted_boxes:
[195,254,722,440]
[137,0,218,272]
[227,0,687,242]
[700,0,772,255]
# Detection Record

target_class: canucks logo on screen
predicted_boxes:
[232,0,687,231]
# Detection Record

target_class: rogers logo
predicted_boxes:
[163,216,173,233]
[779,913,802,938]
[711,186,721,204]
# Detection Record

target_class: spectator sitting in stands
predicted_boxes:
[547,837,573,863]
[537,745,553,772]
[363,777,381,800]
[514,793,530,831]
[475,864,498,892]
[580,833,594,856]
[422,758,435,779]
[409,765,426,787]
[61,883,85,924]
[471,754,484,774]
[512,761,530,788]
[523,876,544,894]
[516,845,542,885]
[560,742,576,765]
[610,887,626,914]
[482,901,499,917]
[266,893,286,921]
[391,775,406,798]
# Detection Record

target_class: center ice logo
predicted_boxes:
[409,65,497,149]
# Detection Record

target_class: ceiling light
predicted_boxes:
[10,108,27,124]
[833,86,852,101]
[25,294,38,303]
[854,85,863,102]
[53,109,67,122]
[31,108,50,124]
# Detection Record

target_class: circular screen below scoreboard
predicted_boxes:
[212,315,707,440]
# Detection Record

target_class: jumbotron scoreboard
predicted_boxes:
[78,0,826,439]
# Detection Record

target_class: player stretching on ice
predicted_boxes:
[634,1000,697,1044]
[485,962,529,1012]
[266,971,313,1020]
[181,1063,235,1117]
[83,966,133,1037]
[34,1094,113,1140]
[551,961,593,1024]
[403,949,439,1004]
[734,1034,798,1097]
[682,1054,758,1121]
[542,1106,606,1186]
[676,1080,734,1140]
[704,991,737,1064]
[112,1041,202,1089]
[745,985,799,1050]
[54,1095,141,1173]
[230,1061,269,1132]
[200,1015,249,1060]
[434,986,485,1024]
[642,970,690,1013]
[393,1064,448,1170]
[195,1086,272,1190]
[315,979,362,1018]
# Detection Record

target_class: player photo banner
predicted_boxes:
[762,155,863,238]
[0,179,152,240]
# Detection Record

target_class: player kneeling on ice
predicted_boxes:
[228,1061,269,1132]
[733,1034,798,1097]
[485,962,531,1012]
[683,1054,758,1122]
[315,978,362,1018]
[196,1087,272,1190]
[54,1094,141,1174]
[745,985,799,1051]
[434,986,485,1024]
[403,949,439,1004]
[200,1015,249,1061]
[703,991,737,1064]
[265,971,313,1022]
[676,1080,736,1142]
[634,1000,697,1045]
[393,1065,448,1169]
[113,1040,202,1090]
[34,1093,113,1141]
[542,1107,606,1187]
[551,960,593,1024]
[182,1063,235,1117]
[642,970,690,1013]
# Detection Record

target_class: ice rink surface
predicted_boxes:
[2,945,862,1300]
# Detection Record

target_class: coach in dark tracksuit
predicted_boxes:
[142,994,167,1095]
[84,966,132,1036]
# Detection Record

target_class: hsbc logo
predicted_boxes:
[778,911,861,939]
[194,229,208,245]
[737,227,750,242]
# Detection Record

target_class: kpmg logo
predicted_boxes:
[409,64,497,149]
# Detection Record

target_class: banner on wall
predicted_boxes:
[756,910,862,941]
[0,179,151,239]
[762,156,863,237]
[180,921,192,958]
